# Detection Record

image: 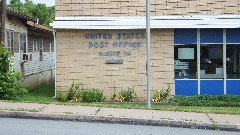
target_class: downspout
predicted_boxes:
[52,29,57,98]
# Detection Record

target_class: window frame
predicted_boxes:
[5,29,14,54]
[20,33,27,54]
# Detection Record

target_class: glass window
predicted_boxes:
[20,34,27,53]
[33,41,38,52]
[5,30,14,54]
[39,42,43,61]
[200,44,223,79]
[227,44,240,79]
[174,44,197,79]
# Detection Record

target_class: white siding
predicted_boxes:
[13,52,55,76]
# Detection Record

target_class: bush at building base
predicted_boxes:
[152,84,171,102]
[169,94,240,107]
[0,43,27,99]
[57,82,105,103]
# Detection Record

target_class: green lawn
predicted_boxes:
[15,82,56,103]
[12,82,240,115]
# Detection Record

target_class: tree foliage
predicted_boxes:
[8,0,55,27]
[8,0,24,12]
[0,42,27,99]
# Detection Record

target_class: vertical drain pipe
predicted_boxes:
[52,29,57,98]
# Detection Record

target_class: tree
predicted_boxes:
[8,0,23,13]
[32,3,55,27]
[0,42,27,99]
[22,0,35,17]
[8,0,55,27]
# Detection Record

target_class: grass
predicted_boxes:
[8,82,240,115]
[60,102,240,115]
[14,82,56,103]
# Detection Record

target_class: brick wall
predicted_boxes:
[56,0,240,17]
[56,29,174,99]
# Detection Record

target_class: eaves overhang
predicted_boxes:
[51,16,240,29]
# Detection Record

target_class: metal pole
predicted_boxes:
[223,29,226,94]
[1,0,6,43]
[197,29,200,95]
[146,0,151,108]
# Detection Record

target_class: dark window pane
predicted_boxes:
[200,44,223,79]
[227,44,240,79]
[174,44,197,79]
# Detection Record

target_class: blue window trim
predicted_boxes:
[174,28,240,44]
[174,29,197,45]
[226,29,240,43]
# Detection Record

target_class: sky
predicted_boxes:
[7,0,55,6]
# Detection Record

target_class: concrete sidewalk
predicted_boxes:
[0,101,239,131]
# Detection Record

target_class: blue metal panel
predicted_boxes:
[200,29,223,43]
[226,29,240,43]
[175,80,198,96]
[174,29,197,44]
[200,80,224,95]
[227,80,240,95]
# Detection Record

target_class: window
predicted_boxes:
[37,42,43,61]
[20,34,27,53]
[200,44,223,79]
[50,42,52,53]
[227,44,240,79]
[33,41,39,53]
[39,42,43,61]
[174,44,197,79]
[5,30,14,54]
[32,40,43,60]
[200,29,223,79]
[174,29,197,79]
[174,28,240,95]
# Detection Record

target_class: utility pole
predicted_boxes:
[1,0,6,44]
[146,0,151,108]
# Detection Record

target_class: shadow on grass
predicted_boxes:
[15,82,56,103]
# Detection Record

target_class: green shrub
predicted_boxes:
[169,95,240,107]
[0,43,27,99]
[119,87,136,102]
[152,84,171,102]
[58,82,105,103]
[57,91,67,102]
[66,82,80,101]
[111,82,117,101]
[77,88,105,103]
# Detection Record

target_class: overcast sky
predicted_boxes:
[7,0,55,6]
